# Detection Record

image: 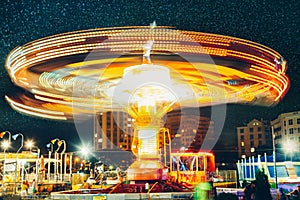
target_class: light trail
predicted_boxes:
[4,26,289,120]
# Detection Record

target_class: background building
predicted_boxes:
[237,119,272,158]
[163,109,214,151]
[94,109,214,152]
[271,111,300,153]
[94,111,134,151]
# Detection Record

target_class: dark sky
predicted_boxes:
[0,0,299,156]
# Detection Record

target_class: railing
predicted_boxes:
[24,173,71,183]
[19,194,50,199]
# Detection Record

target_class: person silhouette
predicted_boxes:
[244,181,256,200]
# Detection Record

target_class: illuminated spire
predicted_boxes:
[150,21,156,28]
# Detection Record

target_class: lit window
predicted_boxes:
[241,141,244,147]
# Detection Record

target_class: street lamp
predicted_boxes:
[31,147,40,183]
[282,140,296,161]
[12,133,24,153]
[46,142,53,182]
[22,139,41,187]
[80,146,90,161]
[12,133,24,194]
[25,139,34,152]
[51,138,60,181]
[50,138,66,181]
[2,141,10,151]
[0,131,11,149]
[67,152,73,182]
[272,126,278,189]
[0,131,12,194]
[80,146,90,173]
[46,143,53,152]
[58,140,66,181]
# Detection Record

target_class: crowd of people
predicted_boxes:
[243,180,300,200]
[20,179,37,196]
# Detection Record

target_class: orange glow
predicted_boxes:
[4,26,289,121]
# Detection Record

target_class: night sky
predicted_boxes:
[0,0,299,158]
